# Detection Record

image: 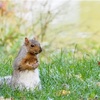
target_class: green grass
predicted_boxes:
[0,50,100,100]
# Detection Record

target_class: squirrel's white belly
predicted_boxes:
[11,68,41,90]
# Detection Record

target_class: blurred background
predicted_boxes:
[0,0,100,57]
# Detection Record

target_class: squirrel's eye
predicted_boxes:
[31,44,35,47]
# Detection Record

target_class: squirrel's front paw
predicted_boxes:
[18,67,23,71]
[32,62,39,69]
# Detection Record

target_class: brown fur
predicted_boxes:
[19,52,38,71]
[18,37,42,71]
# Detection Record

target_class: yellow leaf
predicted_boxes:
[56,90,70,96]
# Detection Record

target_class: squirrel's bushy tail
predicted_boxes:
[0,76,11,85]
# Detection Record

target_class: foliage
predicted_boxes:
[0,0,100,55]
[0,0,63,54]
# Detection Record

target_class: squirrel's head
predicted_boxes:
[24,37,42,55]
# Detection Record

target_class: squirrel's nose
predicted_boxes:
[39,47,42,53]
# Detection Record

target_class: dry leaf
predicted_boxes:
[0,96,13,100]
[98,61,100,66]
[56,90,70,96]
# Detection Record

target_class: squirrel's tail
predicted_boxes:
[0,76,11,85]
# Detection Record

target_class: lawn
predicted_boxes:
[0,0,100,100]
[0,50,100,100]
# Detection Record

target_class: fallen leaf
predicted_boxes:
[98,61,100,66]
[56,90,70,96]
[0,97,13,100]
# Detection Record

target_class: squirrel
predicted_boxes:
[18,37,42,71]
[0,37,42,90]
[13,37,42,71]
[10,37,42,90]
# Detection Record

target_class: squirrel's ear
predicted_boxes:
[33,35,38,40]
[25,37,29,45]
[34,37,37,40]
